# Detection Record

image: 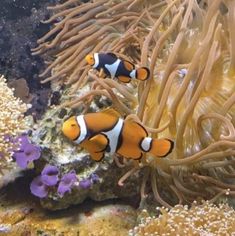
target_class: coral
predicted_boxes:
[41,164,59,186]
[129,201,235,236]
[30,164,78,198]
[13,134,41,169]
[30,175,49,198]
[57,170,78,197]
[33,0,235,207]
[0,75,29,175]
[0,176,137,236]
[79,179,92,189]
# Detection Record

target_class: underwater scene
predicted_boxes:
[0,0,235,235]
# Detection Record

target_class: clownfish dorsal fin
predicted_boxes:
[106,52,118,59]
[101,107,121,118]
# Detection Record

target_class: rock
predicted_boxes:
[30,88,142,210]
[0,176,137,236]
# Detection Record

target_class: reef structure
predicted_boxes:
[33,0,235,208]
[0,75,30,187]
[130,201,235,235]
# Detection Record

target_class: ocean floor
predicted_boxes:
[0,175,137,236]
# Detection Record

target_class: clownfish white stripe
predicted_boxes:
[103,118,124,154]
[130,70,136,79]
[75,115,87,144]
[93,53,100,69]
[141,137,152,152]
[105,59,121,78]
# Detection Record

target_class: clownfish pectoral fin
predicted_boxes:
[90,151,105,162]
[136,67,150,81]
[118,75,131,83]
[149,138,174,157]
[123,60,135,71]
[101,107,121,118]
[106,52,118,59]
[88,133,109,153]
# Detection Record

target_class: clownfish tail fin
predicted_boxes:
[149,138,174,157]
[136,67,150,81]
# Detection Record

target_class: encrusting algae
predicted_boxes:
[33,0,235,207]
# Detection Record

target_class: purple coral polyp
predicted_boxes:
[30,176,48,198]
[79,179,92,189]
[90,173,99,183]
[30,167,78,199]
[13,134,41,169]
[18,134,31,150]
[79,173,99,189]
[57,171,78,197]
[14,143,41,169]
[41,165,59,186]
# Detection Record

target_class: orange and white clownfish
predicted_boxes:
[85,53,150,83]
[62,110,174,162]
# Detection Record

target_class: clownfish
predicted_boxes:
[85,53,150,83]
[62,109,174,162]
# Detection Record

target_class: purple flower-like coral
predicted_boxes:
[57,171,78,197]
[30,164,60,198]
[79,179,92,189]
[30,165,78,199]
[41,164,59,186]
[29,164,100,199]
[30,176,48,198]
[13,134,41,169]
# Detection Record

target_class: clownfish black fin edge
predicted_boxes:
[136,67,150,81]
[133,121,148,137]
[149,138,174,158]
[161,139,174,157]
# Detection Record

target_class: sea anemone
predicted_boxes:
[33,0,235,207]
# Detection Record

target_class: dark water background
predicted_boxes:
[0,0,59,119]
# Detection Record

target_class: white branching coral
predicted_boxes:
[130,201,235,236]
[0,75,29,173]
